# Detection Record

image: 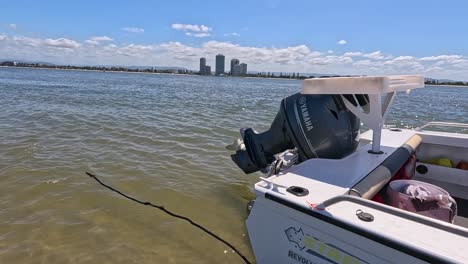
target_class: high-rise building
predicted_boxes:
[199,57,206,75]
[232,64,241,76]
[240,63,247,75]
[199,57,212,75]
[215,54,225,75]
[230,59,240,75]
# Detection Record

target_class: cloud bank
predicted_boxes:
[0,33,467,80]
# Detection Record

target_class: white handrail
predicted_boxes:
[416,122,468,131]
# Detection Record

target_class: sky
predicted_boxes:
[1,0,468,80]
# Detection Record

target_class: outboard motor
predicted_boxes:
[231,93,366,174]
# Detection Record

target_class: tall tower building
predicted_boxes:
[199,57,206,75]
[230,59,240,75]
[240,63,247,75]
[215,54,225,76]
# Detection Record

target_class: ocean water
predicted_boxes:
[0,67,466,263]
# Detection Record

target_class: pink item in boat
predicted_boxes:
[387,180,457,223]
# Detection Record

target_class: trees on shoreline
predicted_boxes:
[1,61,467,85]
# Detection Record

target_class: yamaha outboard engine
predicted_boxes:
[231,93,365,174]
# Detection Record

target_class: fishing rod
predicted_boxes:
[85,172,252,264]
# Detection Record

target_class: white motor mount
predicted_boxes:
[301,75,425,154]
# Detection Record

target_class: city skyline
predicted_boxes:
[199,54,248,76]
[1,1,468,80]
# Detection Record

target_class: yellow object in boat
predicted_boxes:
[424,158,453,168]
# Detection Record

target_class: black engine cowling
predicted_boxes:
[231,93,363,174]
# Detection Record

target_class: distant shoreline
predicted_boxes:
[0,64,309,80]
[0,65,313,81]
[1,65,467,86]
[0,65,186,76]
[425,84,468,87]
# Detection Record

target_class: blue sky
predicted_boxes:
[1,0,467,80]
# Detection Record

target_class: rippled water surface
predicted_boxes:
[0,67,467,263]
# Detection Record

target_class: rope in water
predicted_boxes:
[85,172,252,264]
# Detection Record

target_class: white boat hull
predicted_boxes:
[247,196,447,264]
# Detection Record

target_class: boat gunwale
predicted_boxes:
[264,192,459,264]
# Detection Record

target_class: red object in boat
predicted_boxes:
[371,194,385,203]
[456,160,468,170]
[392,154,416,180]
[371,154,416,203]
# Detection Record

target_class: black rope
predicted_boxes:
[85,172,252,264]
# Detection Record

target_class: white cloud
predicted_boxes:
[392,56,415,61]
[363,51,385,60]
[224,32,240,37]
[426,55,467,68]
[44,38,81,49]
[309,55,353,65]
[156,41,322,67]
[114,44,156,57]
[10,36,80,49]
[8,24,17,30]
[85,36,113,45]
[383,56,424,72]
[185,32,210,38]
[353,60,374,68]
[344,51,385,60]
[12,36,42,47]
[419,55,462,62]
[90,36,113,42]
[171,23,212,37]
[337,40,347,45]
[122,27,144,33]
[1,32,467,81]
[344,52,363,57]
[171,23,212,33]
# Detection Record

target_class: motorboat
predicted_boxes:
[229,76,468,263]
